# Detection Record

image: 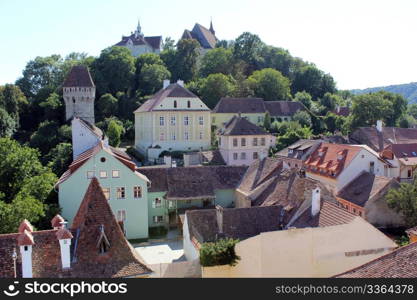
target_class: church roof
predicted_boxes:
[63,66,95,87]
[114,33,162,50]
[181,23,217,49]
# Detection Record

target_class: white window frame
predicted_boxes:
[199,131,203,140]
[171,132,176,140]
[133,186,142,198]
[112,170,120,178]
[117,187,126,199]
[87,171,94,179]
[184,116,190,126]
[198,116,204,126]
[253,138,258,146]
[170,116,176,126]
[261,137,266,146]
[233,138,238,147]
[99,171,107,179]
[241,138,246,147]
[153,197,163,208]
[117,210,126,222]
[153,215,164,223]
[159,116,165,126]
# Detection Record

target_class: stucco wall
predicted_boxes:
[71,119,101,160]
[203,218,397,278]
[212,113,264,128]
[214,189,236,208]
[148,192,168,227]
[183,215,200,261]
[59,149,149,239]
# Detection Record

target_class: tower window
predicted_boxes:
[174,100,177,108]
[187,100,191,108]
[72,97,76,104]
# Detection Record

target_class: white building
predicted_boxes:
[304,143,391,193]
[218,116,275,166]
[380,143,417,182]
[114,20,162,57]
[71,117,108,160]
[134,80,211,160]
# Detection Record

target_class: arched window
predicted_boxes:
[174,100,177,108]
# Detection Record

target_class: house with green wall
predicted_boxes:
[139,165,247,230]
[56,141,150,240]
[211,97,305,129]
[57,142,247,239]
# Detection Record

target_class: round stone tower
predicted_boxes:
[63,65,95,125]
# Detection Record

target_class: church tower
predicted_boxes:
[63,65,95,125]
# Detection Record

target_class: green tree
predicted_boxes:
[0,108,17,138]
[294,91,313,109]
[197,74,236,109]
[107,119,124,147]
[264,111,271,131]
[407,103,417,119]
[138,64,171,95]
[39,92,64,121]
[96,93,119,119]
[29,120,61,155]
[162,37,175,51]
[45,143,73,176]
[398,114,417,128]
[0,84,28,121]
[259,46,293,78]
[292,64,336,99]
[93,46,136,95]
[319,92,341,112]
[247,68,291,101]
[173,39,200,82]
[386,182,417,227]
[199,47,233,77]
[293,110,312,128]
[233,32,265,74]
[200,238,240,267]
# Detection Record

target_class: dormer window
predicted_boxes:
[97,225,110,254]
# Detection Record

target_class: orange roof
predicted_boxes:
[304,143,362,178]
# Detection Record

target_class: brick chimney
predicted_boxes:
[17,220,35,278]
[51,214,65,230]
[311,187,321,217]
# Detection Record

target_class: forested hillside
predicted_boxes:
[351,82,417,103]
[0,31,415,233]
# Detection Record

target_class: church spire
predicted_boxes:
[209,18,215,35]
[135,19,143,38]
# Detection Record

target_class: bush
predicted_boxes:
[200,238,240,267]
[126,146,144,162]
[149,226,168,238]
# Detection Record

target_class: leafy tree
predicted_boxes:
[292,64,336,99]
[197,74,236,109]
[259,46,293,78]
[263,111,271,131]
[233,32,265,74]
[0,84,28,122]
[45,143,73,176]
[0,108,17,138]
[199,47,233,77]
[162,37,175,51]
[399,114,417,128]
[292,110,312,128]
[271,121,313,151]
[173,39,200,82]
[138,64,171,95]
[29,120,61,155]
[93,46,136,95]
[294,91,313,109]
[319,92,341,112]
[247,68,291,101]
[350,91,406,129]
[107,119,124,147]
[39,92,64,121]
[96,93,119,119]
[386,181,417,227]
[407,103,417,119]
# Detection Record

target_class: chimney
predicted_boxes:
[177,79,184,87]
[56,223,73,269]
[311,187,321,217]
[163,79,170,89]
[215,205,224,234]
[17,226,35,278]
[376,120,383,132]
[51,214,65,230]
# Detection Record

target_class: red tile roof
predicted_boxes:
[63,66,95,87]
[0,179,151,278]
[336,242,417,278]
[304,143,362,178]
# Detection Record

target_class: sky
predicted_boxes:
[0,0,416,90]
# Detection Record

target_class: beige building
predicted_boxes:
[202,217,397,278]
[134,80,211,160]
[218,116,276,166]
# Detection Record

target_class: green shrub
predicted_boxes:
[200,238,240,267]
[149,226,168,238]
[126,146,144,162]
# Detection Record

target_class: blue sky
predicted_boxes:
[1,0,416,89]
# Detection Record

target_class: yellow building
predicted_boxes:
[134,80,211,160]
